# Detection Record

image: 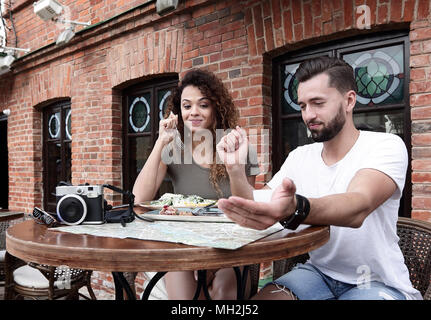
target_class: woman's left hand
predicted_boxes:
[216,126,249,170]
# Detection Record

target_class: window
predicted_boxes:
[272,32,411,216]
[43,101,72,212]
[123,77,178,197]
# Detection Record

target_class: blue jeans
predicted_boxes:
[270,263,406,300]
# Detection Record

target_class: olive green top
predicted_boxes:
[166,147,260,199]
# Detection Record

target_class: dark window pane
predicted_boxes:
[46,142,61,207]
[354,109,404,137]
[127,135,152,191]
[281,118,313,160]
[65,142,71,181]
[44,103,71,212]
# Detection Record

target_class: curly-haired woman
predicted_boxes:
[132,68,259,299]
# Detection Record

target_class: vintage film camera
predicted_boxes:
[56,184,105,225]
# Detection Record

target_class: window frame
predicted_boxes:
[42,100,72,212]
[122,76,178,197]
[272,31,411,217]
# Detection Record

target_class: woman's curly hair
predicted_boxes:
[165,69,239,197]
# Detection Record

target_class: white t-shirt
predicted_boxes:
[267,130,422,300]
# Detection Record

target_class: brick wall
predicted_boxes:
[1,0,431,297]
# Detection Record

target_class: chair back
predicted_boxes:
[397,217,431,299]
[272,217,431,300]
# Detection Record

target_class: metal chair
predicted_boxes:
[2,214,96,300]
[1,213,24,289]
[0,220,9,287]
[4,253,97,300]
[272,217,431,300]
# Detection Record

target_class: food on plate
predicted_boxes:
[159,205,193,216]
[149,193,216,207]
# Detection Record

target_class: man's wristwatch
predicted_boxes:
[279,194,310,230]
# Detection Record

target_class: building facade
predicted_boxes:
[1,0,431,297]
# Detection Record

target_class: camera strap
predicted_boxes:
[103,184,152,227]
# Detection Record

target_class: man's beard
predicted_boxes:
[308,104,346,142]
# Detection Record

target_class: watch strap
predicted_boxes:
[280,194,310,230]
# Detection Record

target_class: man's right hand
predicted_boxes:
[217,178,297,230]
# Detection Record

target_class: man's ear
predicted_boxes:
[345,90,356,113]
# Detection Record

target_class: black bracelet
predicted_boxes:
[279,194,310,230]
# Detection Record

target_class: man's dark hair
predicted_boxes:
[295,56,358,93]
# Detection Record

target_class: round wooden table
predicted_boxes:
[6,219,329,299]
[0,211,24,223]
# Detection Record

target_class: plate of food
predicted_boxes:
[137,193,217,209]
[138,206,233,223]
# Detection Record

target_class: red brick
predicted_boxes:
[264,17,275,51]
[412,196,431,210]
[417,0,430,20]
[413,159,431,171]
[366,0,377,25]
[272,0,282,29]
[294,23,304,40]
[412,172,431,183]
[332,0,342,11]
[411,210,431,222]
[247,24,258,56]
[240,106,263,116]
[343,0,354,29]
[283,9,294,42]
[410,54,431,67]
[312,0,322,16]
[303,2,313,38]
[412,133,431,146]
[389,0,402,22]
[253,4,264,38]
[377,3,388,24]
[410,27,431,41]
[313,16,322,36]
[322,0,332,22]
[411,94,431,108]
[403,0,415,21]
[292,0,303,24]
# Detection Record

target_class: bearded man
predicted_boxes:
[216,56,422,300]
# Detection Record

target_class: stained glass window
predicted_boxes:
[281,63,300,115]
[129,93,151,133]
[343,45,404,107]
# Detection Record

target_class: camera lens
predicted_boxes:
[57,194,87,225]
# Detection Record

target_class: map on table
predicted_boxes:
[53,220,284,250]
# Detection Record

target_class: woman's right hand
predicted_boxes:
[157,112,178,146]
